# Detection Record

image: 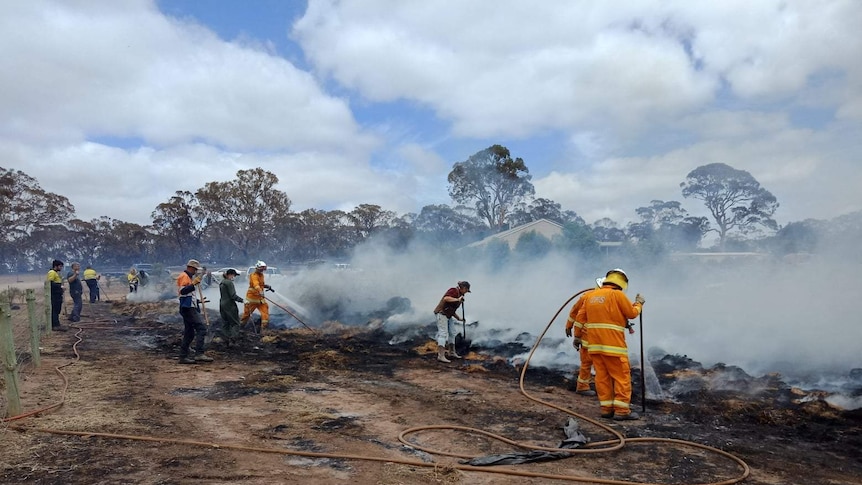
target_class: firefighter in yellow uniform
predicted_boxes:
[565,277,603,396]
[241,261,272,330]
[582,269,645,420]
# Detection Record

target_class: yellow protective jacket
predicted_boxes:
[245,271,266,303]
[583,286,642,357]
[83,268,98,280]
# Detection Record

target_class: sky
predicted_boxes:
[2,0,861,228]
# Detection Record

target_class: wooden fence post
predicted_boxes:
[27,289,41,367]
[1,301,23,417]
[44,280,52,336]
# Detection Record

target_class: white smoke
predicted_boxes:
[272,237,861,408]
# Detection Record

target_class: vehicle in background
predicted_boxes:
[211,267,247,285]
[246,266,282,278]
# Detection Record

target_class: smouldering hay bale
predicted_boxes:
[304,349,348,369]
[414,340,438,355]
[463,351,487,361]
[464,364,488,374]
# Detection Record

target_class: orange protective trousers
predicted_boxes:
[241,301,269,328]
[576,346,594,392]
[591,353,632,415]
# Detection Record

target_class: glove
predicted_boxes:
[565,327,572,338]
[635,293,645,305]
[243,299,251,305]
[192,276,202,285]
[573,337,582,351]
[266,287,274,293]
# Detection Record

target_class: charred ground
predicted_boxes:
[1,299,860,484]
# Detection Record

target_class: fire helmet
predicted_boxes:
[603,268,629,291]
[255,260,267,269]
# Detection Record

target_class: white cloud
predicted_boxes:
[0,0,374,151]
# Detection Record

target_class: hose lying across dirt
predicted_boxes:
[3,293,750,484]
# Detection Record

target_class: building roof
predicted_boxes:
[465,218,564,250]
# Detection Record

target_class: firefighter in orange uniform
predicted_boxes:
[582,269,645,420]
[565,277,603,396]
[241,261,272,330]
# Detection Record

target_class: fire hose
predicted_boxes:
[264,295,319,336]
[4,289,750,484]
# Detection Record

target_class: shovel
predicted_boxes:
[198,285,214,345]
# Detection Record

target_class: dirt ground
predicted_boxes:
[1,276,860,484]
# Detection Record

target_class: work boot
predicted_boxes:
[575,389,597,396]
[437,346,451,363]
[600,412,614,419]
[613,411,640,421]
[52,325,68,332]
[194,353,214,363]
[178,356,196,364]
[447,343,463,359]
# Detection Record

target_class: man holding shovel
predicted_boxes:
[432,281,471,363]
[176,259,213,364]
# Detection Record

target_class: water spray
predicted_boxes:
[264,295,319,335]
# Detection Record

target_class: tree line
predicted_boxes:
[1,145,855,273]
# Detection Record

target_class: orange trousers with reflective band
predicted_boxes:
[576,346,594,391]
[591,353,632,415]
[241,301,269,328]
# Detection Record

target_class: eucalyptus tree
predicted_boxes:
[0,167,75,271]
[196,168,291,262]
[448,145,534,231]
[681,163,778,250]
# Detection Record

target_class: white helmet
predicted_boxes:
[255,260,267,269]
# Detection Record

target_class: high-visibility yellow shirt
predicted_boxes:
[83,268,98,280]
[46,269,62,284]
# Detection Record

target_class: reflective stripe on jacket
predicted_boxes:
[176,271,197,308]
[583,286,641,357]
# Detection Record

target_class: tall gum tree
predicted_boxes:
[0,167,74,271]
[448,145,534,231]
[680,163,779,251]
[196,168,291,262]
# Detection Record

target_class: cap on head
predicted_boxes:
[52,259,64,267]
[458,281,471,292]
[603,268,628,291]
[224,268,238,277]
[255,261,267,269]
[186,259,202,270]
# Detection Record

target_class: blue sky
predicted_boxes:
[2,0,860,228]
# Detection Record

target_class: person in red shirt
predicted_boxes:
[432,281,471,363]
[582,269,645,420]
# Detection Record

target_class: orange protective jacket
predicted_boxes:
[246,271,266,303]
[582,286,642,357]
[565,292,591,342]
